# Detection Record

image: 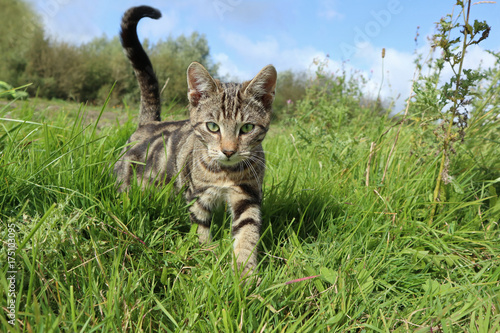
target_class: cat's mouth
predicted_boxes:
[217,156,243,167]
[215,153,245,167]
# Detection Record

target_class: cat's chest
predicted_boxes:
[199,184,235,207]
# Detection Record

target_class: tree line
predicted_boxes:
[0,0,306,114]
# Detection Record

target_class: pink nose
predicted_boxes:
[222,150,236,158]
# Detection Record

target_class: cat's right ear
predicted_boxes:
[187,62,218,107]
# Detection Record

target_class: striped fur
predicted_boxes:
[114,6,277,278]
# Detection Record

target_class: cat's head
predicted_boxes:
[187,62,277,167]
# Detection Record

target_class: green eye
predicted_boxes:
[240,123,254,134]
[207,122,219,132]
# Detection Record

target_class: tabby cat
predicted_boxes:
[114,6,277,277]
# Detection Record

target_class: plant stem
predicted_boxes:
[429,0,471,225]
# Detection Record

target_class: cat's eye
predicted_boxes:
[206,122,220,132]
[240,123,254,134]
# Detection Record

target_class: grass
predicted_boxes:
[0,85,499,332]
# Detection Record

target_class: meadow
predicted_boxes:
[1,4,500,332]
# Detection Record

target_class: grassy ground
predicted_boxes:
[0,87,499,332]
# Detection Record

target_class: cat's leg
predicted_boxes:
[228,187,262,277]
[189,197,212,243]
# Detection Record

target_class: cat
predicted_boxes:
[114,5,277,278]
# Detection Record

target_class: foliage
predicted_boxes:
[296,57,378,128]
[408,1,492,223]
[0,81,29,100]
[272,69,308,120]
[16,33,218,107]
[0,0,42,86]
[150,32,219,106]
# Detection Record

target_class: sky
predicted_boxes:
[25,0,500,112]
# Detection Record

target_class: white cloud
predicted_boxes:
[455,44,497,74]
[341,40,499,114]
[26,0,102,44]
[219,30,327,76]
[354,43,417,112]
[217,30,417,111]
[322,10,343,19]
[213,53,252,81]
[136,9,180,42]
[279,47,328,72]
[25,0,181,44]
[220,31,280,62]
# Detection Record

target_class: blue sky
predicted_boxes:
[25,0,499,111]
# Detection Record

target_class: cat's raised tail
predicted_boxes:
[120,6,162,125]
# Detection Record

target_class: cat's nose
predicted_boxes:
[222,149,236,158]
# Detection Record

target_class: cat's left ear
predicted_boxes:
[244,65,277,109]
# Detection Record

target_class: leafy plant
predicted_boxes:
[425,1,491,222]
[0,81,29,100]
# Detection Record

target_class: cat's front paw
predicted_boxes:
[238,263,261,285]
[197,224,212,244]
[239,262,256,277]
[235,254,262,284]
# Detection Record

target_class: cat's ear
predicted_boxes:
[187,62,218,107]
[244,65,277,109]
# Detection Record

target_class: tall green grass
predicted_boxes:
[1,71,499,331]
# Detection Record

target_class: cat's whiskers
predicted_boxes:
[250,153,278,177]
[244,158,261,185]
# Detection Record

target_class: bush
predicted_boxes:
[272,69,308,120]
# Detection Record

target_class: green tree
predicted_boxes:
[149,32,219,106]
[0,0,43,86]
[273,69,307,119]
